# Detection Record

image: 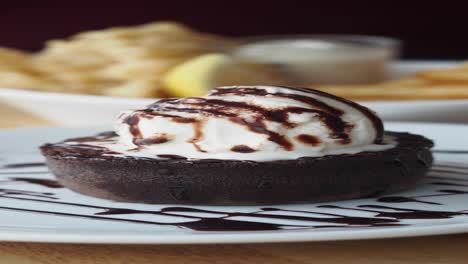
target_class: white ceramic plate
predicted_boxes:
[1,61,467,126]
[0,122,467,244]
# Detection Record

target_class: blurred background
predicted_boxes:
[1,0,467,59]
[1,0,468,126]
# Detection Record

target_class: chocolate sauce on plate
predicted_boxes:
[433,150,468,154]
[9,177,63,188]
[319,205,468,220]
[2,162,46,169]
[0,171,48,175]
[430,182,468,187]
[377,196,442,205]
[0,163,466,231]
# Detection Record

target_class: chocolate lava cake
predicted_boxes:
[40,86,434,205]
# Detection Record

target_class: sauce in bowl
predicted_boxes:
[232,35,400,85]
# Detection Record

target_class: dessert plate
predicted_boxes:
[0,122,467,244]
[1,61,467,126]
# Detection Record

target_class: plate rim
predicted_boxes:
[0,222,467,244]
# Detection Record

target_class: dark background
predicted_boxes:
[1,1,466,59]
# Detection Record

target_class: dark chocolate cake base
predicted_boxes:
[40,132,433,205]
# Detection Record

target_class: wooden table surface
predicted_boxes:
[1,101,467,263]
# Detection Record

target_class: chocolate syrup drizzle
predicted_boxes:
[432,150,468,154]
[376,189,468,205]
[122,115,143,145]
[277,86,384,143]
[9,177,63,188]
[0,163,48,174]
[231,145,256,153]
[1,162,46,169]
[134,135,170,145]
[122,86,383,154]
[156,154,188,160]
[0,171,48,175]
[296,134,322,146]
[0,161,467,232]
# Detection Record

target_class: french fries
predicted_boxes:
[0,21,467,101]
[0,22,235,97]
[312,63,468,101]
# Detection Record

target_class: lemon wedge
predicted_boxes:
[162,53,287,97]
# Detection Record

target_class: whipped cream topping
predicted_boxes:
[72,86,395,161]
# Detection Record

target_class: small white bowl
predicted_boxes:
[232,35,401,85]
